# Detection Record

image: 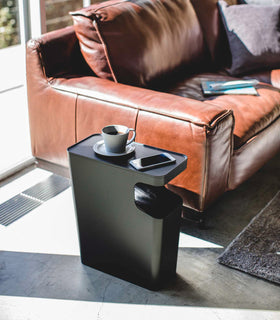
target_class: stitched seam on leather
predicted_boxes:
[200,126,208,211]
[70,1,130,18]
[50,83,232,130]
[74,94,78,143]
[226,113,235,191]
[209,110,233,129]
[203,112,235,204]
[93,20,118,83]
[134,108,140,138]
[202,112,235,205]
[209,111,235,198]
[56,93,208,126]
[93,0,130,14]
[50,84,226,128]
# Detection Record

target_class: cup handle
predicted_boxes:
[127,128,136,145]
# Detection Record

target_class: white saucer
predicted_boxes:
[93,140,135,157]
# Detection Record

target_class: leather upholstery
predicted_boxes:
[244,69,280,89]
[190,0,238,68]
[76,94,138,141]
[50,74,234,210]
[135,108,234,211]
[159,72,280,149]
[50,75,230,127]
[70,0,208,87]
[229,116,280,189]
[26,28,79,167]
[26,1,280,212]
[204,85,280,149]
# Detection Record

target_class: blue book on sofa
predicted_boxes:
[201,80,258,96]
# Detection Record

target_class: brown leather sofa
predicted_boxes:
[26,0,280,212]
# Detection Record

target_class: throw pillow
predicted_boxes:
[70,0,206,87]
[238,0,280,4]
[218,0,280,75]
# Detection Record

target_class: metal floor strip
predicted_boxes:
[23,174,70,202]
[0,194,41,226]
[0,174,70,226]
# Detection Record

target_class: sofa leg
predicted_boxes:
[181,206,206,228]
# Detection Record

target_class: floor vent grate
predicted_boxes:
[23,174,70,202]
[0,174,70,226]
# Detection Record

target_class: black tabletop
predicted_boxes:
[68,134,187,184]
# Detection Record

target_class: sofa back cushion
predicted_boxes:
[190,0,239,68]
[70,0,208,87]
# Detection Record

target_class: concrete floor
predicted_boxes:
[0,152,279,320]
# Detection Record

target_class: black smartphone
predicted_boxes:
[129,153,176,171]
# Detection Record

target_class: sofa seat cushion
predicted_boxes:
[159,72,280,149]
[70,0,208,87]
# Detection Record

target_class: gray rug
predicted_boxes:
[218,191,280,284]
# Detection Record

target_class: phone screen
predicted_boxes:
[140,154,171,167]
[130,153,176,170]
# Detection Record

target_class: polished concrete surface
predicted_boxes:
[0,152,279,319]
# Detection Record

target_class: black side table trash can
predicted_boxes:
[68,134,187,290]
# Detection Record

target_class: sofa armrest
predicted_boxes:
[26,26,92,78]
[247,69,280,90]
[271,69,280,88]
[51,76,232,129]
[51,76,234,211]
[26,28,82,167]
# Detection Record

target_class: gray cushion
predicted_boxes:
[239,0,280,4]
[218,0,280,75]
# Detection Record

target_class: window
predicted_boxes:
[45,0,95,32]
[45,0,84,32]
[0,0,20,48]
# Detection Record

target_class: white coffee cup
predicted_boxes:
[102,125,136,153]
